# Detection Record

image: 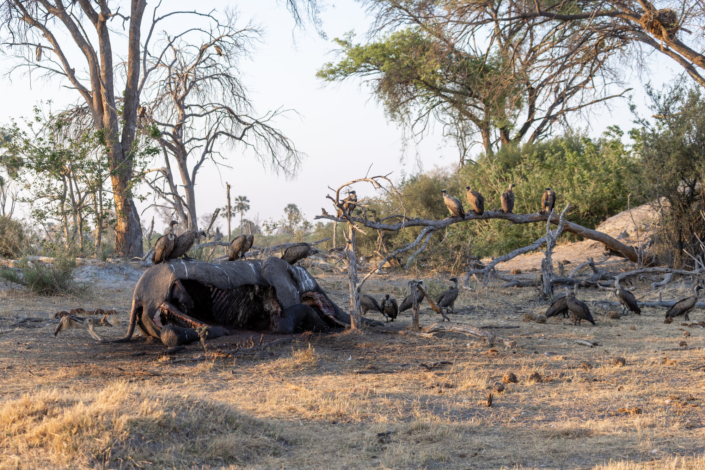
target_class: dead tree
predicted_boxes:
[540,206,570,297]
[141,13,301,230]
[325,173,404,330]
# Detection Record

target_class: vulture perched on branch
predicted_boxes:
[228,234,254,261]
[542,188,556,214]
[501,184,515,213]
[381,294,398,322]
[360,294,382,314]
[441,190,465,218]
[666,285,702,321]
[337,191,358,217]
[565,286,596,326]
[282,243,314,265]
[436,277,459,314]
[170,229,207,260]
[153,221,178,264]
[465,186,485,215]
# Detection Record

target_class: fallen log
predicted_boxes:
[315,209,646,265]
[588,300,705,309]
[420,322,516,348]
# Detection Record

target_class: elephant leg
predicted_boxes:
[161,325,200,347]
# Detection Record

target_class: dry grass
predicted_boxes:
[1,265,705,469]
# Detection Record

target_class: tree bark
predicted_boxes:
[226,183,232,242]
[346,224,361,329]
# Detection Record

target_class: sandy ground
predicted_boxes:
[496,203,658,273]
[1,253,704,469]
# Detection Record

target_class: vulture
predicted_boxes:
[282,243,314,265]
[169,229,207,260]
[565,286,596,326]
[54,315,103,342]
[214,45,224,56]
[228,234,254,261]
[381,294,399,322]
[436,277,459,314]
[666,285,702,321]
[614,287,641,315]
[152,220,178,264]
[501,184,515,213]
[465,186,485,215]
[541,188,556,214]
[337,191,358,217]
[360,294,383,314]
[36,44,42,61]
[441,190,465,218]
[399,281,426,313]
[545,294,569,318]
[138,106,146,118]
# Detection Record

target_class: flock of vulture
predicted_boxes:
[151,221,314,266]
[442,184,556,217]
[151,185,702,326]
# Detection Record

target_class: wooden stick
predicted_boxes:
[416,284,450,321]
[420,322,516,348]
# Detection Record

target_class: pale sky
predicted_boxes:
[0,0,676,233]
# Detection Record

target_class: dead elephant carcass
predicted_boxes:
[115,257,353,346]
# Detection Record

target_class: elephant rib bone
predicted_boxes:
[159,302,209,329]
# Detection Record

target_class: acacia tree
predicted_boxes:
[141,12,301,230]
[486,0,705,89]
[318,1,628,157]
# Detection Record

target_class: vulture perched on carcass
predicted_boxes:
[228,234,254,261]
[153,220,178,264]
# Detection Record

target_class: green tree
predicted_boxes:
[631,81,705,267]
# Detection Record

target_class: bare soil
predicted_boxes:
[1,254,705,469]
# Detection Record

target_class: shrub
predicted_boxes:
[0,256,84,296]
[0,216,24,258]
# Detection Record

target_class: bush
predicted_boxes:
[0,216,24,258]
[0,256,84,296]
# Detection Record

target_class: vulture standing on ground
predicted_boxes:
[565,286,596,325]
[152,220,178,264]
[545,294,569,318]
[381,294,399,322]
[542,188,556,214]
[360,294,383,314]
[501,184,515,213]
[666,285,703,321]
[337,191,358,217]
[614,287,641,315]
[466,186,485,215]
[436,277,459,314]
[282,243,313,265]
[441,190,465,218]
[399,281,427,313]
[169,229,207,260]
[228,234,254,261]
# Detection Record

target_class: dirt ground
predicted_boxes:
[1,259,705,469]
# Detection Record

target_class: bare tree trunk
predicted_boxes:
[346,224,361,329]
[145,216,154,249]
[409,281,421,329]
[333,221,337,249]
[226,183,232,242]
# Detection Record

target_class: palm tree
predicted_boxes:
[234,196,250,235]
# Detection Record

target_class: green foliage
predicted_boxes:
[0,256,84,296]
[0,216,24,258]
[317,29,520,154]
[263,204,313,242]
[462,130,638,255]
[630,81,705,267]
